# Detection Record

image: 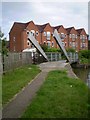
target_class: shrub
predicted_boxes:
[79,50,90,59]
[66,48,76,53]
[40,44,48,52]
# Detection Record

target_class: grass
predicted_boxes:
[2,65,41,106]
[22,70,88,118]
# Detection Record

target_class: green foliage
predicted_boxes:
[79,50,90,59]
[80,57,88,64]
[0,29,8,55]
[46,48,61,52]
[79,50,90,64]
[40,44,61,52]
[40,44,48,52]
[66,48,76,53]
[2,65,41,106]
[22,70,88,118]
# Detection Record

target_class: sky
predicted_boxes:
[1,0,90,40]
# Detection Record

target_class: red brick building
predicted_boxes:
[9,21,88,52]
[76,28,88,51]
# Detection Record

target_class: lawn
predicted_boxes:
[2,65,41,106]
[22,70,88,118]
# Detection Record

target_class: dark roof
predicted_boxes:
[76,28,84,34]
[53,25,62,31]
[9,22,26,33]
[36,23,49,32]
[9,21,34,33]
[65,27,74,34]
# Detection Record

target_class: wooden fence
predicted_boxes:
[3,52,32,72]
[2,52,79,72]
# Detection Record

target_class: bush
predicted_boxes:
[79,50,90,59]
[46,48,61,52]
[40,44,48,52]
[66,48,76,53]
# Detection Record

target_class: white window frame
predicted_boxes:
[13,37,16,41]
[52,41,54,47]
[31,30,35,36]
[47,41,51,48]
[36,31,39,36]
[27,40,30,46]
[69,34,72,38]
[47,31,51,40]
[43,32,46,36]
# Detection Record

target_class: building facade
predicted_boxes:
[9,21,88,52]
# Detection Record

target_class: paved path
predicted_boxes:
[2,61,76,118]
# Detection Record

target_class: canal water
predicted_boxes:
[73,67,90,88]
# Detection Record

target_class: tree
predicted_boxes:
[0,29,8,55]
[0,28,8,72]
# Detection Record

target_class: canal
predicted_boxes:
[73,67,90,88]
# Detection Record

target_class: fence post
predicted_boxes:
[51,53,52,61]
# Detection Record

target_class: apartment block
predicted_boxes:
[9,21,88,52]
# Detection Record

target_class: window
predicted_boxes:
[47,41,51,48]
[27,40,30,46]
[76,42,78,47]
[52,41,54,47]
[82,43,86,48]
[82,35,85,42]
[44,41,46,45]
[81,43,82,48]
[60,33,65,40]
[36,31,39,36]
[13,37,16,41]
[72,34,76,41]
[62,42,65,46]
[76,35,77,38]
[72,42,75,48]
[47,31,51,40]
[31,30,35,36]
[14,46,15,51]
[65,42,67,47]
[27,30,29,34]
[69,34,72,38]
[65,34,67,38]
[80,35,82,39]
[43,32,46,36]
[69,42,72,46]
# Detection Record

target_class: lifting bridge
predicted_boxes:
[28,29,78,64]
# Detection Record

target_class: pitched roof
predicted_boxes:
[65,27,74,34]
[36,23,49,32]
[76,28,85,34]
[53,25,62,31]
[9,21,34,33]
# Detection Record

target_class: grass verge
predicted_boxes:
[22,70,88,118]
[2,65,41,106]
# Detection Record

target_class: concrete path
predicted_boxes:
[2,71,48,118]
[2,61,76,119]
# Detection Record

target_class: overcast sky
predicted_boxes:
[1,0,90,40]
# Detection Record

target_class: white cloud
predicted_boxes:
[1,1,89,40]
